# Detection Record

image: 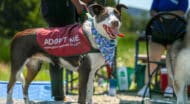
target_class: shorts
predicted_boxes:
[148,18,186,46]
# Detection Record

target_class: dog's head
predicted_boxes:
[90,4,127,40]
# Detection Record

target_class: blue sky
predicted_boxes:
[119,0,190,10]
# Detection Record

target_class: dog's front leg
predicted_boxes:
[78,56,91,104]
[6,87,14,104]
[86,69,96,104]
[85,53,105,104]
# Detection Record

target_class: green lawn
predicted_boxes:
[117,32,146,67]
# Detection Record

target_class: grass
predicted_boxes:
[0,62,10,81]
[117,32,146,67]
[0,62,51,81]
[0,32,147,81]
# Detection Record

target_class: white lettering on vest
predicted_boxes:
[44,37,67,45]
[69,34,80,43]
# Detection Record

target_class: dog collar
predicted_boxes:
[89,19,117,68]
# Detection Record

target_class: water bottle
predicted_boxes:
[117,67,128,91]
[108,78,117,96]
[160,68,168,92]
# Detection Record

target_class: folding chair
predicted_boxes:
[142,12,186,103]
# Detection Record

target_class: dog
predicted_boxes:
[166,15,190,104]
[6,4,127,104]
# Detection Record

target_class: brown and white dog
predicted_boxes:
[6,4,127,104]
[166,16,190,104]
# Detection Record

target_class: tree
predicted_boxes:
[95,0,116,6]
[0,0,121,38]
[0,0,46,38]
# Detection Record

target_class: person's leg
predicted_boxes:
[164,45,174,97]
[145,42,165,84]
[138,42,165,96]
[49,63,64,100]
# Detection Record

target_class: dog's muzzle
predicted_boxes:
[103,23,121,39]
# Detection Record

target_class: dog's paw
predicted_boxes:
[6,100,13,104]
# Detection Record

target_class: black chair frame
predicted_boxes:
[141,12,186,104]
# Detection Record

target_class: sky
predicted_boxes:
[119,0,190,11]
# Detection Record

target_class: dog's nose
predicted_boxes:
[111,21,119,27]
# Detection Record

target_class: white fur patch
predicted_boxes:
[82,20,98,49]
[59,58,79,71]
[93,7,121,40]
[85,53,105,103]
[31,53,52,63]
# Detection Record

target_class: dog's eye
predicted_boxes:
[104,13,109,17]
[102,10,109,17]
[113,10,121,20]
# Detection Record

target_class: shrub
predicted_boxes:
[0,38,10,62]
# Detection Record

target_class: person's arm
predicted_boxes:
[71,0,84,14]
[150,0,188,17]
[173,0,188,17]
[169,10,185,17]
[71,0,91,14]
[150,10,158,17]
[164,0,188,17]
[150,0,159,17]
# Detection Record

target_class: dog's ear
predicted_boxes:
[89,4,104,15]
[116,4,128,14]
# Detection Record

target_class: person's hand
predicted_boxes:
[150,10,158,17]
[170,10,185,17]
[71,0,87,15]
[82,0,92,3]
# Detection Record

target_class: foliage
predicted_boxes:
[120,11,132,33]
[96,0,115,6]
[0,0,46,38]
[117,32,146,67]
[128,11,149,32]
[0,38,10,62]
[0,0,120,38]
[105,0,116,6]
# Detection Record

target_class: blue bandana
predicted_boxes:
[90,20,117,68]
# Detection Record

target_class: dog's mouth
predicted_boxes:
[103,24,120,39]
